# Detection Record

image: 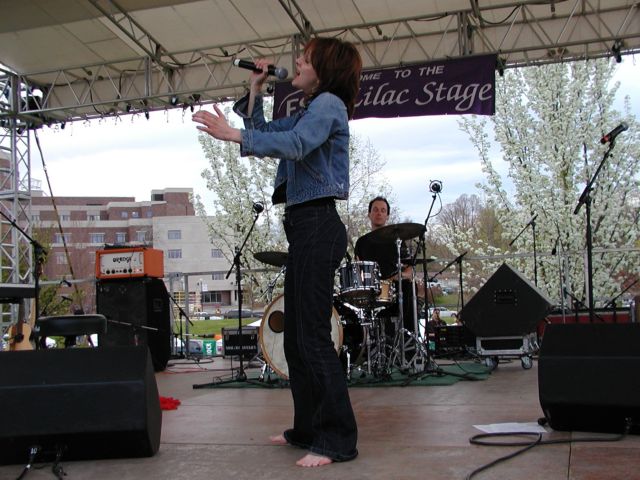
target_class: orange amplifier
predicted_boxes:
[95,247,164,279]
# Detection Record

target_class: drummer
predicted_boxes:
[354,197,416,333]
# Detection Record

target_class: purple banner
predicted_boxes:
[274,54,496,119]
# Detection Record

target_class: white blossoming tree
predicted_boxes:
[457,58,639,307]
[194,102,393,307]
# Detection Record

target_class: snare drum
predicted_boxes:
[338,261,381,307]
[259,294,343,379]
[376,279,396,305]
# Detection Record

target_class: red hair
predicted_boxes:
[305,38,362,119]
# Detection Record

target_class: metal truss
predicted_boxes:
[0,0,638,325]
[0,0,637,126]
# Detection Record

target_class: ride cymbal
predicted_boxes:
[366,222,424,243]
[253,251,288,267]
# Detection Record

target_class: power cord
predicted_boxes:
[465,418,632,480]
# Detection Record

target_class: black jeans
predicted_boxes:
[282,199,358,462]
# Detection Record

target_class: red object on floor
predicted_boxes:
[160,396,181,410]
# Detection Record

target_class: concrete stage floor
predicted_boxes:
[1,355,639,480]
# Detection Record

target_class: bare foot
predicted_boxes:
[296,453,333,467]
[269,434,287,445]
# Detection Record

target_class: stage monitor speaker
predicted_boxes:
[0,346,162,465]
[97,277,171,371]
[539,323,640,434]
[460,263,552,337]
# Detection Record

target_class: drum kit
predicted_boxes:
[254,222,433,381]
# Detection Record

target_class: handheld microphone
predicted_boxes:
[600,122,628,144]
[233,59,288,80]
[253,202,264,214]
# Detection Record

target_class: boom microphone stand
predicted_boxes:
[0,209,47,336]
[573,125,626,322]
[194,203,265,388]
[509,213,538,286]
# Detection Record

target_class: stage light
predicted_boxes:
[170,95,179,106]
[144,110,150,120]
[612,40,622,63]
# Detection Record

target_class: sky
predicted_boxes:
[31,58,639,223]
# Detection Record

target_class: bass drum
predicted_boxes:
[259,294,343,380]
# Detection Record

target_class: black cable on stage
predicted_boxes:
[15,445,39,480]
[465,419,631,480]
[51,445,66,479]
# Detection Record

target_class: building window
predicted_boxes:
[54,233,71,244]
[136,231,148,242]
[167,249,182,259]
[145,210,153,218]
[32,214,40,221]
[211,248,223,258]
[60,212,71,221]
[115,232,127,243]
[88,212,100,221]
[203,291,222,303]
[55,253,67,265]
[89,233,105,244]
[131,211,139,218]
[121,211,128,219]
[168,230,181,240]
[211,272,224,280]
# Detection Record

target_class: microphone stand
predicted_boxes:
[194,207,266,388]
[508,213,538,287]
[429,251,468,308]
[166,290,194,359]
[0,209,47,342]
[602,279,638,322]
[573,140,617,322]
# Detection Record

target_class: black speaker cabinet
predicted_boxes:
[539,323,640,434]
[461,263,552,337]
[97,278,171,371]
[0,346,162,465]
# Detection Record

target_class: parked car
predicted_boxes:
[223,309,259,319]
[192,311,223,320]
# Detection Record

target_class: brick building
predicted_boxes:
[31,187,237,315]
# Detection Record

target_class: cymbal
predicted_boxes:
[254,251,288,267]
[402,256,436,266]
[366,222,424,243]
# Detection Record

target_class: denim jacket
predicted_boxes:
[233,92,350,207]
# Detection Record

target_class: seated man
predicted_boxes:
[354,197,417,338]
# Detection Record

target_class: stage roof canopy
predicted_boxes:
[1,0,639,124]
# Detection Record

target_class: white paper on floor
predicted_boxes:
[473,422,548,434]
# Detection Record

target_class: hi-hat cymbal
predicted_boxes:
[254,251,288,267]
[366,222,424,243]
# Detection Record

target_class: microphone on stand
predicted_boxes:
[429,180,443,193]
[233,59,289,80]
[600,122,628,144]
